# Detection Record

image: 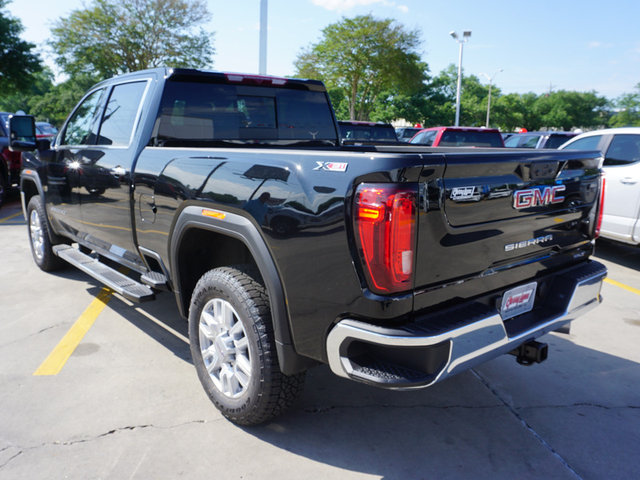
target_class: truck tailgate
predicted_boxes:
[413,149,602,309]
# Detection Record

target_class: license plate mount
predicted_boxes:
[500,282,537,320]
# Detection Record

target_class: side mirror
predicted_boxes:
[8,115,37,151]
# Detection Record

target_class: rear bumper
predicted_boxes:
[326,260,607,389]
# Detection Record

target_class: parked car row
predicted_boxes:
[504,131,577,149]
[0,113,58,206]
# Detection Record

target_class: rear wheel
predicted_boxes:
[27,195,66,272]
[188,266,305,425]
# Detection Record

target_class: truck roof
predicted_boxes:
[93,67,327,92]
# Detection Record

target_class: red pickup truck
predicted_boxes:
[409,126,505,147]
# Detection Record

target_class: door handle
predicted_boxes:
[620,177,637,185]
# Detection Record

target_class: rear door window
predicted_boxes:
[604,134,640,166]
[562,135,603,152]
[97,81,148,147]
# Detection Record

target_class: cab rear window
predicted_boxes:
[152,80,337,146]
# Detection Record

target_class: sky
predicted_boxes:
[6,0,640,99]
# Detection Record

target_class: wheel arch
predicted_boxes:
[170,205,314,374]
[20,171,42,211]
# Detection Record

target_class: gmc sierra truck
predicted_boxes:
[11,68,607,425]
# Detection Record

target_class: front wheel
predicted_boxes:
[188,267,305,425]
[27,195,66,272]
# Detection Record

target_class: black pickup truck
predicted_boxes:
[11,68,607,425]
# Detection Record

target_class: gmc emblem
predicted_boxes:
[513,185,566,209]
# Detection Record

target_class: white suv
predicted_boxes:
[560,128,640,245]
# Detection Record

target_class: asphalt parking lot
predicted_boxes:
[1,194,639,480]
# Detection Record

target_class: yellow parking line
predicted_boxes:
[604,278,640,296]
[33,288,113,376]
[0,211,23,223]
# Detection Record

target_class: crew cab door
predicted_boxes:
[47,87,109,237]
[76,79,151,267]
[600,134,640,242]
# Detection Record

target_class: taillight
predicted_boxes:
[354,183,417,294]
[1,148,21,170]
[594,174,605,238]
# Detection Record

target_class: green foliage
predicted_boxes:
[414,65,608,132]
[50,0,215,79]
[0,0,42,94]
[533,90,608,130]
[28,74,100,126]
[422,65,495,127]
[0,68,54,114]
[295,14,427,121]
[609,83,640,127]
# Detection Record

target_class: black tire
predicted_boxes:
[26,195,66,272]
[188,266,305,425]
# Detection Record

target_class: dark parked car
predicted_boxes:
[35,122,58,142]
[395,126,422,142]
[409,126,505,147]
[338,120,399,144]
[504,131,577,149]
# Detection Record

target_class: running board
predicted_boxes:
[53,245,155,303]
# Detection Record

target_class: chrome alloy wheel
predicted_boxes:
[199,298,252,398]
[29,208,45,262]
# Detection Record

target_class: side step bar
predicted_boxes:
[53,245,155,303]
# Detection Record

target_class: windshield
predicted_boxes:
[152,80,338,146]
[439,130,504,147]
[545,134,574,149]
[339,124,397,142]
[36,124,58,135]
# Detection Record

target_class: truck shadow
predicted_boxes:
[53,268,193,364]
[242,331,640,479]
[102,288,192,363]
[595,238,640,271]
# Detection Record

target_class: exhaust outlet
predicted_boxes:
[509,340,548,366]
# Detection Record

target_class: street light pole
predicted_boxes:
[450,30,471,127]
[259,0,268,74]
[481,68,503,128]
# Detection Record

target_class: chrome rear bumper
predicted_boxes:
[326,260,607,389]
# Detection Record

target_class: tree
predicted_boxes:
[534,90,608,130]
[50,0,214,79]
[491,92,541,131]
[28,74,99,126]
[421,65,497,127]
[294,15,427,121]
[609,83,640,127]
[0,68,54,114]
[0,0,42,94]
